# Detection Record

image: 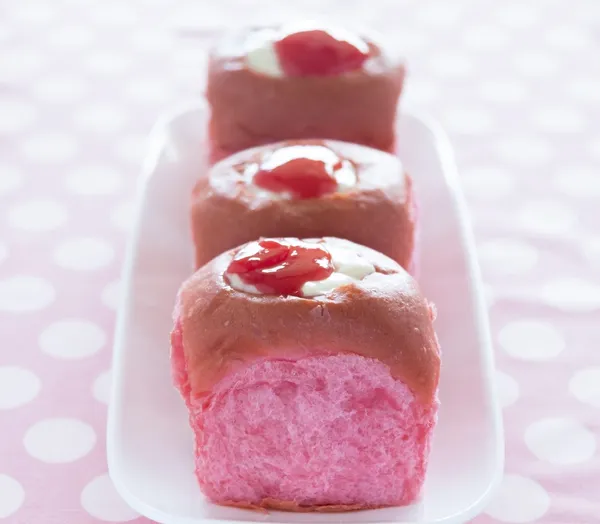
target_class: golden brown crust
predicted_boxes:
[178,237,440,405]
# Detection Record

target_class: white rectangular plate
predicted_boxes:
[108,105,504,524]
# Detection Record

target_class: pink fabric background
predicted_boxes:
[1,1,599,522]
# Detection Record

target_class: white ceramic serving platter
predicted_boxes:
[107,103,504,524]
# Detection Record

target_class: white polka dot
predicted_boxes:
[545,26,592,50]
[518,200,577,236]
[415,4,461,27]
[126,78,170,103]
[577,2,600,22]
[40,319,106,359]
[0,25,10,42]
[0,367,41,409]
[131,29,172,51]
[102,280,122,310]
[86,51,132,75]
[583,238,600,267]
[48,25,94,47]
[533,107,585,133]
[0,48,42,81]
[514,52,558,77]
[485,474,550,522]
[81,474,139,522]
[541,278,600,312]
[554,166,600,198]
[90,3,137,25]
[429,52,473,77]
[0,164,21,195]
[11,3,55,24]
[495,4,538,27]
[74,105,127,134]
[8,200,68,231]
[133,0,167,5]
[0,475,25,518]
[525,418,596,465]
[137,0,168,5]
[115,134,146,164]
[0,99,36,134]
[570,368,600,408]
[66,165,122,195]
[24,418,96,463]
[496,136,551,165]
[93,370,111,404]
[110,201,136,231]
[463,25,509,49]
[569,78,600,103]
[401,78,439,105]
[442,107,494,134]
[461,167,516,199]
[479,80,527,103]
[0,276,55,312]
[495,370,519,408]
[382,29,426,55]
[590,136,600,162]
[498,320,565,361]
[478,239,538,275]
[53,238,114,271]
[32,74,86,103]
[172,47,209,82]
[20,133,77,163]
[168,3,227,29]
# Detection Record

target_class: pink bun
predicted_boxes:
[206,27,404,156]
[171,237,440,511]
[191,139,416,270]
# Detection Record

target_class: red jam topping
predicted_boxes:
[252,144,345,198]
[226,238,334,296]
[274,28,370,76]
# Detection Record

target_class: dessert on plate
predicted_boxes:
[206,22,405,161]
[191,139,416,270]
[171,236,440,511]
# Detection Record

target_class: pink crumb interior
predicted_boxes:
[171,321,438,509]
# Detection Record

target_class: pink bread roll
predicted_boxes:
[191,139,416,271]
[206,23,405,162]
[171,237,440,512]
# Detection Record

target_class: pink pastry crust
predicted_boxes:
[174,237,440,406]
[206,27,405,157]
[191,139,416,270]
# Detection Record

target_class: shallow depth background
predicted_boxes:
[0,1,599,523]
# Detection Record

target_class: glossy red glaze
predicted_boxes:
[253,144,342,198]
[226,239,334,296]
[275,29,369,77]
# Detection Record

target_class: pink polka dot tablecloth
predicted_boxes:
[1,1,599,522]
